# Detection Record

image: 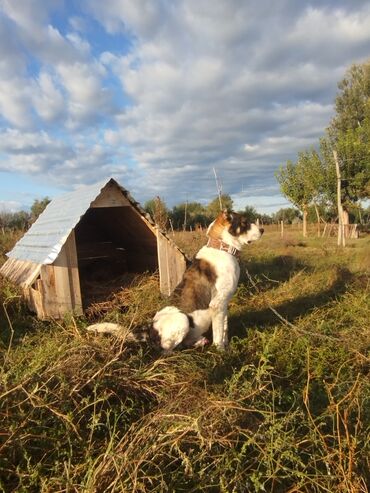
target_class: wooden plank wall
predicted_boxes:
[157,229,186,296]
[34,230,83,319]
[90,182,131,208]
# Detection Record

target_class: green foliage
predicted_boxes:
[144,196,169,230]
[0,210,30,231]
[276,160,306,211]
[277,59,370,213]
[30,197,51,222]
[331,61,370,135]
[336,115,370,202]
[276,149,325,214]
[328,60,370,203]
[207,194,233,219]
[242,205,258,222]
[272,207,301,223]
[170,202,208,230]
[168,194,234,231]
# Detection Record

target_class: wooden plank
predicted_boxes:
[52,245,73,317]
[24,286,46,320]
[63,230,83,315]
[0,258,41,287]
[90,182,131,208]
[157,229,186,296]
[39,230,82,318]
[157,230,170,295]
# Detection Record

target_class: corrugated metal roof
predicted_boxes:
[7,179,124,265]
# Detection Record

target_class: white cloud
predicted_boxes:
[88,0,370,206]
[0,128,129,189]
[33,71,65,122]
[0,200,24,213]
[0,128,72,172]
[56,61,112,127]
[87,0,164,37]
[0,77,37,128]
[0,2,116,129]
[1,0,370,210]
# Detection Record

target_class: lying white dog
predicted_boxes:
[88,210,263,351]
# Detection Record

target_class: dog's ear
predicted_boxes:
[222,209,233,222]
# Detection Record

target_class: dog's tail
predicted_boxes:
[86,322,150,342]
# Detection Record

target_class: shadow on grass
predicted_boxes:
[229,266,355,339]
[239,254,312,289]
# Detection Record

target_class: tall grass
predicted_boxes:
[0,229,369,492]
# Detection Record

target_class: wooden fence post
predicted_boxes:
[333,150,345,247]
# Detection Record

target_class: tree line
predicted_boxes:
[1,191,369,236]
[0,198,51,233]
[276,59,370,239]
[0,193,311,234]
[143,194,280,231]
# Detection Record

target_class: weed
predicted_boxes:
[0,228,369,492]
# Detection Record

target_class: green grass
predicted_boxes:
[0,228,369,492]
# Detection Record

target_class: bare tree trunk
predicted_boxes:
[280,220,284,238]
[169,218,175,237]
[183,200,188,231]
[213,167,223,210]
[313,201,321,237]
[333,150,345,247]
[302,205,308,238]
[342,208,349,238]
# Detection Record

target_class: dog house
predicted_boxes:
[0,178,187,319]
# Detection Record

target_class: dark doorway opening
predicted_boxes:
[75,206,158,308]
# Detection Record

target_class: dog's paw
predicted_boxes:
[193,337,209,348]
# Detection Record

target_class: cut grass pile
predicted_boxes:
[0,229,369,492]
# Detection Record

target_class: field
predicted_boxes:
[0,227,369,492]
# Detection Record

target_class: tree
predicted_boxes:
[30,197,50,222]
[272,207,301,224]
[169,202,207,230]
[330,61,370,135]
[144,196,169,231]
[207,194,233,219]
[259,213,273,225]
[0,209,30,232]
[242,205,258,223]
[328,60,370,204]
[276,155,315,236]
[276,59,370,241]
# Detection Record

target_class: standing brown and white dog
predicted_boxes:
[149,210,263,350]
[87,210,263,351]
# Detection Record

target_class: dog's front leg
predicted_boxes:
[210,274,236,349]
[210,302,228,349]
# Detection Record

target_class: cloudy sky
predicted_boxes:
[0,0,370,214]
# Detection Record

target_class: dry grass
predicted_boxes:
[0,228,369,492]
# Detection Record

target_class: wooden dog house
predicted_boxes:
[0,178,187,319]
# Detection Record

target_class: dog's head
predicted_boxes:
[208,209,264,247]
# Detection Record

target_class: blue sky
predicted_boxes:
[1,0,370,214]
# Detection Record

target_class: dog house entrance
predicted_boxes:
[75,206,158,308]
